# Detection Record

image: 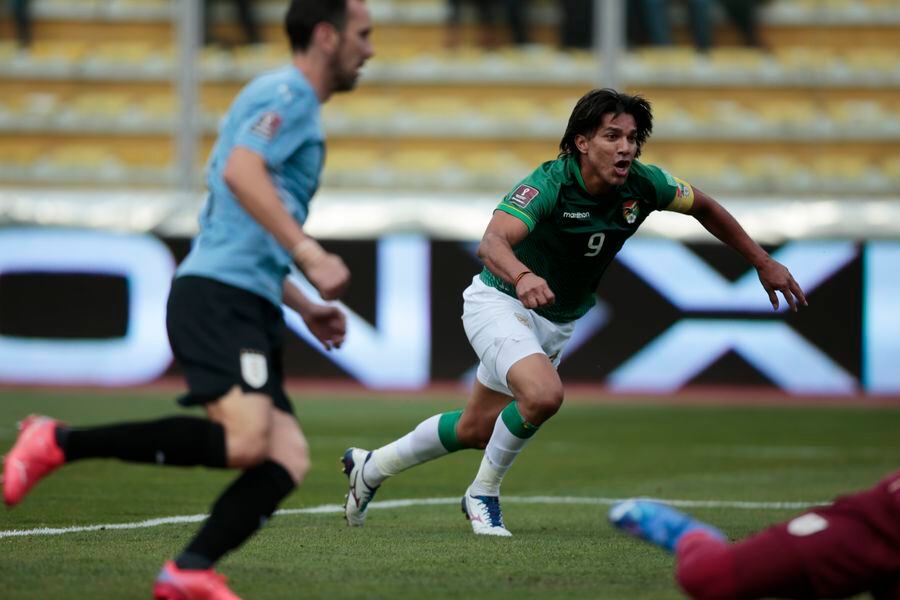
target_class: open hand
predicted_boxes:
[757,258,807,312]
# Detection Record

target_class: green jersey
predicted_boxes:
[481,154,694,323]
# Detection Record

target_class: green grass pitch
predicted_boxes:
[1,389,898,599]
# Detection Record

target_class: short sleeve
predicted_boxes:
[233,93,319,169]
[641,163,695,213]
[494,168,558,231]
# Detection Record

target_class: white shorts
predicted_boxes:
[462,275,575,396]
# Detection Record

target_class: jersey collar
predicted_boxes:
[565,154,590,194]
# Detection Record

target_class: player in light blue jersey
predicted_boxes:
[2,1,374,598]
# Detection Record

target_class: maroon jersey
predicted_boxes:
[677,472,900,600]
[830,470,900,547]
[778,470,900,598]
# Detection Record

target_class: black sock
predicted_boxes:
[176,460,296,569]
[58,417,226,468]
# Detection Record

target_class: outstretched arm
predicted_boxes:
[223,147,349,300]
[283,279,346,351]
[687,187,807,312]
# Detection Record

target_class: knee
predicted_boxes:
[268,429,311,484]
[455,418,492,449]
[210,389,274,468]
[516,382,564,423]
[276,436,310,485]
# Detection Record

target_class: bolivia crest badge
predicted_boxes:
[622,199,639,224]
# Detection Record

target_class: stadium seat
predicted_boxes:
[0,0,896,197]
[883,155,900,186]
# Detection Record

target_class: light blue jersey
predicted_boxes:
[177,65,324,307]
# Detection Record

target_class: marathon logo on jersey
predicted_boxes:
[622,199,640,224]
[240,350,268,389]
[509,185,540,208]
[250,111,282,140]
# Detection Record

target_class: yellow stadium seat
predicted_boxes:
[654,154,744,193]
[811,155,867,179]
[12,92,61,117]
[334,96,404,119]
[738,154,813,193]
[44,146,121,168]
[0,143,44,165]
[70,93,132,118]
[116,0,172,11]
[810,155,887,193]
[90,42,157,63]
[773,46,836,71]
[709,48,766,70]
[882,155,900,183]
[842,49,898,73]
[0,40,18,60]
[27,40,88,62]
[321,148,382,188]
[385,149,464,189]
[459,150,530,189]
[140,94,176,118]
[324,148,381,173]
[754,100,820,128]
[826,99,890,126]
[388,149,452,173]
[478,98,542,123]
[408,96,474,119]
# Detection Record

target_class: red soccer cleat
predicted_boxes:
[3,415,66,507]
[153,561,242,600]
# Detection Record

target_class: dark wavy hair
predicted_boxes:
[558,89,653,159]
[285,0,349,51]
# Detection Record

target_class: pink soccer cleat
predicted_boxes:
[153,561,242,600]
[3,415,66,507]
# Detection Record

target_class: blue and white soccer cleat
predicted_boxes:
[342,447,379,527]
[608,499,726,552]
[461,487,512,537]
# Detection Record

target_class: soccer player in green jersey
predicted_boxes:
[342,88,807,536]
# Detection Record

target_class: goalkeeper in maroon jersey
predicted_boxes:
[610,470,900,599]
[341,88,808,536]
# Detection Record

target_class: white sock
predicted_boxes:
[364,414,449,486]
[468,410,533,497]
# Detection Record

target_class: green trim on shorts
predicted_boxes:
[501,401,540,439]
[438,410,464,452]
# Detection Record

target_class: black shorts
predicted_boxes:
[166,275,292,414]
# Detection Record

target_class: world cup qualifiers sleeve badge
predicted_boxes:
[509,185,540,208]
[250,111,283,141]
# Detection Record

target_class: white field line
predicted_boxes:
[0,495,825,540]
